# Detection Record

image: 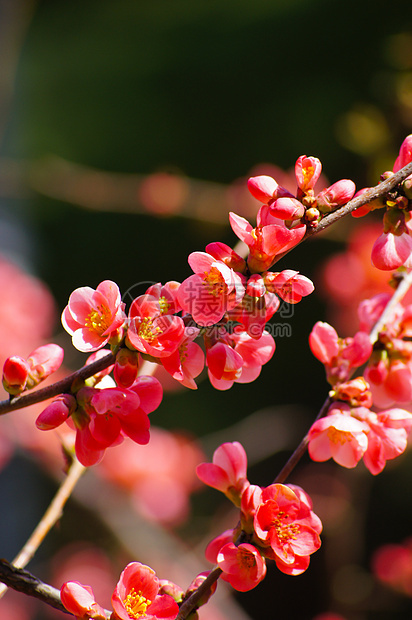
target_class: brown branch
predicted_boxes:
[0,559,69,614]
[272,159,412,266]
[0,351,115,416]
[0,558,112,618]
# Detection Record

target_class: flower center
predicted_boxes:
[158,296,171,313]
[302,165,314,184]
[327,427,350,445]
[85,305,110,335]
[203,267,225,297]
[272,510,300,545]
[138,316,161,342]
[123,587,151,618]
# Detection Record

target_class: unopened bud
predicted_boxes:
[402,175,412,200]
[269,196,305,221]
[26,344,64,389]
[184,572,217,608]
[295,155,322,191]
[2,355,30,395]
[114,348,139,388]
[36,394,77,430]
[316,179,356,213]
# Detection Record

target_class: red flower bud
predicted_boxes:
[36,394,77,430]
[2,355,30,395]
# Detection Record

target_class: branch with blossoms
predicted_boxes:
[1,135,412,619]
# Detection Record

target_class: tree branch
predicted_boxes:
[0,351,115,416]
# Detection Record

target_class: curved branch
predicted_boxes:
[0,351,115,416]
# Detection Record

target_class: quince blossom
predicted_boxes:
[177,251,244,325]
[111,562,179,620]
[253,483,322,575]
[217,542,267,592]
[196,441,249,504]
[161,326,205,389]
[62,280,126,352]
[127,294,185,358]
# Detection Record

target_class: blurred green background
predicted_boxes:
[1,0,412,619]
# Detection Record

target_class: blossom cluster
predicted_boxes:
[307,314,412,474]
[61,561,182,620]
[197,442,322,591]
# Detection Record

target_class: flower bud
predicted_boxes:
[316,179,356,213]
[36,394,77,430]
[269,197,305,221]
[2,355,30,395]
[393,134,412,172]
[114,347,139,388]
[295,155,322,191]
[26,344,64,389]
[184,572,217,608]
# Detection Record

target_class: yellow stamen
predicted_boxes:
[123,587,150,619]
[327,427,350,445]
[202,267,225,297]
[85,305,111,335]
[138,316,162,342]
[158,296,171,314]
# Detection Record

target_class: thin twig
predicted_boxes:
[369,269,412,343]
[0,459,86,599]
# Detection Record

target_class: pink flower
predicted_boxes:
[161,327,205,389]
[309,321,372,385]
[127,295,185,358]
[196,441,249,504]
[295,155,322,192]
[264,269,314,303]
[229,211,306,273]
[177,251,244,325]
[62,280,126,352]
[354,407,412,475]
[253,483,322,575]
[393,134,412,172]
[206,241,247,273]
[307,409,369,468]
[111,562,179,620]
[217,542,267,591]
[60,581,106,620]
[371,231,412,270]
[206,342,244,387]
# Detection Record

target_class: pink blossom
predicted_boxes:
[177,251,244,325]
[354,407,412,475]
[364,358,412,407]
[229,211,306,273]
[62,280,126,352]
[295,155,322,192]
[127,295,185,358]
[206,342,243,387]
[196,441,249,504]
[393,134,412,172]
[264,269,314,303]
[307,409,369,468]
[371,231,412,270]
[161,327,205,389]
[206,241,247,273]
[145,281,181,315]
[111,562,179,620]
[217,542,267,591]
[253,483,322,575]
[60,581,106,619]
